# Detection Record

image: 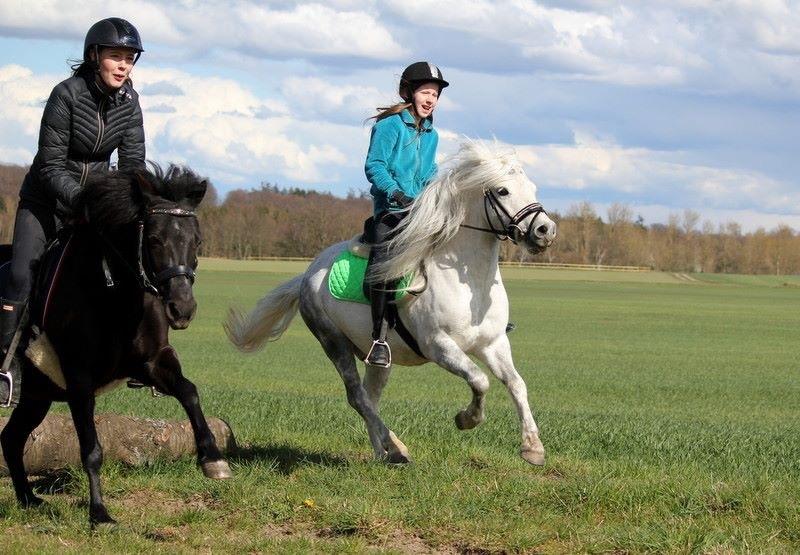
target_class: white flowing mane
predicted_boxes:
[370,140,521,283]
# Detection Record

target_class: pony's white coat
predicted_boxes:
[227,141,557,464]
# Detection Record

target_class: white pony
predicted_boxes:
[226,141,557,465]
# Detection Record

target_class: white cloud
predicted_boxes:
[0,1,405,62]
[0,65,56,162]
[509,130,800,215]
[280,77,385,122]
[0,64,365,187]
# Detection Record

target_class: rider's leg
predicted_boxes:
[0,200,56,406]
[365,212,403,368]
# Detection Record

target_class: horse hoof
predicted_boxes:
[19,493,44,508]
[386,451,412,464]
[385,431,412,464]
[90,510,117,529]
[520,448,545,466]
[454,410,481,430]
[201,459,233,479]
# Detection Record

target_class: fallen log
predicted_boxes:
[0,413,236,476]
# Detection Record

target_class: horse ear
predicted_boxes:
[185,179,208,209]
[134,170,158,201]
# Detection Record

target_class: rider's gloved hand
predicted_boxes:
[390,190,414,209]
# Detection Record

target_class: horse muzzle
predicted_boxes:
[523,215,557,254]
[163,278,197,330]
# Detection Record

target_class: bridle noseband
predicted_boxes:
[138,206,198,296]
[460,188,547,244]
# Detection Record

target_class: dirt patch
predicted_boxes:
[258,520,456,554]
[115,488,222,519]
[369,528,457,554]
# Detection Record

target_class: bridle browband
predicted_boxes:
[460,188,547,244]
[138,206,198,296]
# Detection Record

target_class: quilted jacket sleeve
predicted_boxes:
[37,84,81,209]
[117,94,146,173]
[364,117,402,196]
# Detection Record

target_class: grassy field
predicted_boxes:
[1,259,798,553]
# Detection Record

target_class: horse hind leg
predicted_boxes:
[300,306,410,463]
[66,393,116,526]
[0,397,52,507]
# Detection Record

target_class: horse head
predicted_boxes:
[461,141,557,254]
[134,165,207,329]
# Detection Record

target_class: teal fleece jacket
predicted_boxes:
[365,109,439,216]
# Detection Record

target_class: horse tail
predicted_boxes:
[225,274,303,352]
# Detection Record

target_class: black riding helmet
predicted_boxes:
[84,17,144,64]
[399,61,449,102]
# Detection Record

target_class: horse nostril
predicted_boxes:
[535,224,549,237]
[166,301,180,320]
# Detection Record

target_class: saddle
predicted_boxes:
[328,217,426,305]
[328,217,427,360]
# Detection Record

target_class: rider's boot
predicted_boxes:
[0,298,26,408]
[365,285,392,368]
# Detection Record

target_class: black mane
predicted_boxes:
[80,163,207,229]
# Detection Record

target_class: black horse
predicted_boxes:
[0,164,230,526]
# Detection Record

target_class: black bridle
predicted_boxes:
[460,188,547,244]
[98,206,198,297]
[138,207,198,296]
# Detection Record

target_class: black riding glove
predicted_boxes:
[390,190,414,209]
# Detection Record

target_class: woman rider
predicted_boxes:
[363,61,449,367]
[0,18,146,406]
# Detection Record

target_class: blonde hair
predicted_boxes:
[370,101,413,123]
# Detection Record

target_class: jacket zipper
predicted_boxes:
[80,97,107,187]
[414,132,422,190]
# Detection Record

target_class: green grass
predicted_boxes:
[1,260,799,553]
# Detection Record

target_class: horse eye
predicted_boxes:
[497,187,510,196]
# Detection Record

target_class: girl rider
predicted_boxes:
[364,61,449,367]
[0,18,146,407]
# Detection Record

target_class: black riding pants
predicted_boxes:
[366,211,405,339]
[4,200,57,303]
[367,211,405,272]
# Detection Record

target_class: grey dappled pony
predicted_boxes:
[227,141,557,465]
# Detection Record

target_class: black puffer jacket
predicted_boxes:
[20,72,145,217]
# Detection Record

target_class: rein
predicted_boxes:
[460,189,546,244]
[99,206,197,297]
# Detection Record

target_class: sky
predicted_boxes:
[0,0,799,232]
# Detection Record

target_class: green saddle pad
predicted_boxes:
[328,250,412,304]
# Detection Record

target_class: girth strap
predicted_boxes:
[394,314,425,359]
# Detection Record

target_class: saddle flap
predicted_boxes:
[31,234,74,331]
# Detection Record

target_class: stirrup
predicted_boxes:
[0,368,16,408]
[364,339,392,368]
[127,379,166,397]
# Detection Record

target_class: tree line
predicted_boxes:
[1,163,798,274]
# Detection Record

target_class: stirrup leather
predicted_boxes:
[365,339,391,368]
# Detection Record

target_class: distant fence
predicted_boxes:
[498,261,652,272]
[242,256,652,272]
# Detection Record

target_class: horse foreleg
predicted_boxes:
[362,364,392,412]
[66,393,115,525]
[149,346,231,479]
[430,337,490,430]
[0,397,52,507]
[477,336,545,466]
